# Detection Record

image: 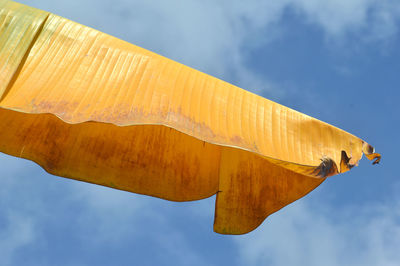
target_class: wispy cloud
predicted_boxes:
[235,191,400,266]
[0,153,218,265]
[1,1,398,265]
[0,155,38,266]
[2,151,398,266]
[289,0,400,48]
[20,0,400,99]
[0,212,35,266]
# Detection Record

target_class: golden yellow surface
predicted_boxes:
[0,108,220,201]
[0,1,380,234]
[215,147,325,234]
[0,0,48,97]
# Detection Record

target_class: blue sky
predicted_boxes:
[1,0,399,265]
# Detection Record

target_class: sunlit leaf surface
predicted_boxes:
[0,0,380,234]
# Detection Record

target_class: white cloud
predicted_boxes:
[292,0,373,36]
[0,212,35,266]
[0,155,38,266]
[19,0,400,100]
[1,0,399,265]
[0,153,217,265]
[235,193,400,266]
[2,152,398,266]
[290,0,400,45]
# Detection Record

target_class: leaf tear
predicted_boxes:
[312,156,338,178]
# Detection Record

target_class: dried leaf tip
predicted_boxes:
[362,142,381,165]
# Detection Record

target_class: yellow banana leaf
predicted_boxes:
[0,1,380,234]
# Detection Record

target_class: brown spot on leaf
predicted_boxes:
[230,135,243,145]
